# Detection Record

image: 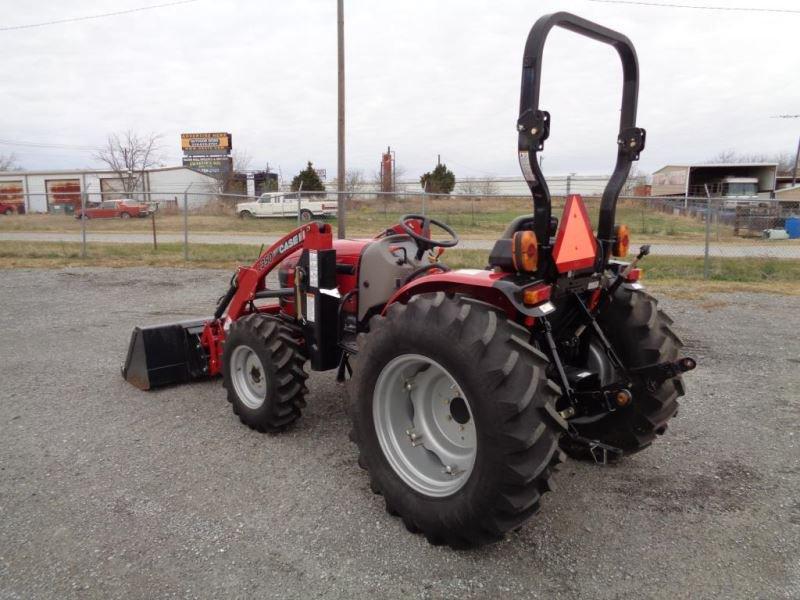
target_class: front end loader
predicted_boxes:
[123,11,695,548]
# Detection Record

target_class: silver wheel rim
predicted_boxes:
[230,345,267,409]
[373,354,477,497]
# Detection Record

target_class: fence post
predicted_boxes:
[183,191,189,261]
[640,197,645,234]
[703,184,711,280]
[151,205,158,250]
[471,195,475,226]
[80,189,87,258]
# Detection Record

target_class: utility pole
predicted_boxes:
[337,0,346,239]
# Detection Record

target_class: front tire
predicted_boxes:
[239,211,253,219]
[120,212,131,219]
[299,209,312,222]
[222,314,308,432]
[349,292,566,548]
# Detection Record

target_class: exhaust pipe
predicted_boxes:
[121,319,210,390]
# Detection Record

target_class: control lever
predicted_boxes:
[621,244,650,278]
[609,244,650,296]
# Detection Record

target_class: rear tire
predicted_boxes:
[120,212,131,219]
[349,292,566,548]
[3,207,13,215]
[563,286,685,458]
[300,209,312,222]
[222,314,308,433]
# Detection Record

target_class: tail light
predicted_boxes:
[511,230,538,273]
[624,267,643,282]
[522,284,551,306]
[613,224,630,257]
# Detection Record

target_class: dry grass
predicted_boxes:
[2,242,798,298]
[648,279,800,299]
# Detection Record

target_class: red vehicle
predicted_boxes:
[0,201,24,215]
[75,199,152,219]
[123,12,696,548]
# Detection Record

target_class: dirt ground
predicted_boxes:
[0,268,798,599]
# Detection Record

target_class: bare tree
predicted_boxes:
[458,176,497,197]
[232,148,252,172]
[709,149,738,164]
[371,163,407,191]
[708,149,795,173]
[623,165,649,195]
[458,177,481,195]
[0,152,20,171]
[93,131,162,194]
[217,148,253,195]
[342,169,365,206]
[479,177,497,197]
[344,169,364,192]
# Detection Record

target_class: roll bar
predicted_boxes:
[517,12,646,255]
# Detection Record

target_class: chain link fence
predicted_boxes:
[1,188,798,282]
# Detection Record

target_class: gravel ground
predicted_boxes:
[0,267,798,599]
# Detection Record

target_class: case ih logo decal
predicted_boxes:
[257,227,307,270]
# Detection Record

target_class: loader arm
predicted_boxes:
[217,222,333,322]
[517,11,645,264]
[123,222,334,389]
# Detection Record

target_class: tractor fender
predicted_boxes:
[382,268,554,318]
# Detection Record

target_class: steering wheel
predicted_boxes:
[400,214,459,260]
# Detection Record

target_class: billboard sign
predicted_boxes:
[180,132,232,153]
[183,156,233,176]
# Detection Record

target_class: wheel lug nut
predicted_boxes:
[405,429,423,446]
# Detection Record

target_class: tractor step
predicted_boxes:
[122,319,210,390]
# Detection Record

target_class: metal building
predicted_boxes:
[651,163,778,198]
[0,166,220,213]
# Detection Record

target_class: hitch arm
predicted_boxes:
[631,357,697,389]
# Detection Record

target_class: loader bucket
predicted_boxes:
[122,319,210,390]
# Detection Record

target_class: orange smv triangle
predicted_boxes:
[552,194,597,273]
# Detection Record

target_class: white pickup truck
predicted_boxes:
[236,192,338,221]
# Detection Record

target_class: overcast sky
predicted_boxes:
[1,0,798,181]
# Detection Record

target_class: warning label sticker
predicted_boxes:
[518,151,537,183]
[308,250,318,289]
[306,293,315,322]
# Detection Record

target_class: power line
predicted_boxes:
[0,138,99,152]
[0,0,201,32]
[586,0,800,14]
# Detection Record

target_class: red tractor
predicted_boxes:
[123,12,694,548]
